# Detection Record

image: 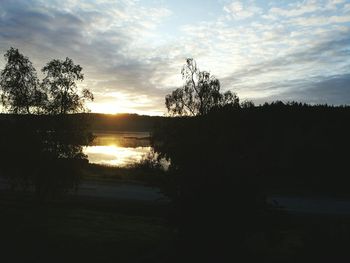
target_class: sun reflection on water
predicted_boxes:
[83,145,152,167]
[83,132,152,167]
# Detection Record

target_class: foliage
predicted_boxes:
[0,48,94,200]
[240,99,255,108]
[153,102,350,260]
[165,58,239,116]
[153,114,264,260]
[0,48,46,114]
[0,48,94,115]
[42,57,94,114]
[0,114,93,200]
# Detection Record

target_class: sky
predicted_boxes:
[0,0,349,115]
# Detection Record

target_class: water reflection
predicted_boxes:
[92,132,150,148]
[83,132,152,167]
[84,145,151,166]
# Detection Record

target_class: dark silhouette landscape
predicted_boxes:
[0,41,350,263]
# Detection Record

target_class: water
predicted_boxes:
[83,131,152,167]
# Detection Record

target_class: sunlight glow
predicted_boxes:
[87,102,126,114]
[86,98,164,116]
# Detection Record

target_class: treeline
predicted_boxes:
[155,102,350,193]
[0,113,165,132]
[87,113,165,132]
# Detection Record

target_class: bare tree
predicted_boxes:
[165,58,239,116]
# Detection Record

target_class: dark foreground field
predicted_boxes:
[1,104,350,262]
[2,181,350,262]
[0,190,175,263]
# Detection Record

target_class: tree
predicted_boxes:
[0,47,45,114]
[165,58,239,116]
[240,99,255,108]
[0,50,94,200]
[42,57,93,114]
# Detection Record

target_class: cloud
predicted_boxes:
[290,14,350,26]
[268,0,346,18]
[267,74,350,105]
[223,1,262,20]
[220,28,350,100]
[0,0,173,114]
[268,0,320,18]
[0,0,349,114]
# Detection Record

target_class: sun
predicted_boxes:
[87,102,124,114]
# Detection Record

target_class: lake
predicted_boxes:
[83,132,152,167]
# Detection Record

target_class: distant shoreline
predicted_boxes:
[0,113,164,133]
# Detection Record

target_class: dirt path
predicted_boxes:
[268,195,350,215]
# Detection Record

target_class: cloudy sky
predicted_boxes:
[0,0,349,115]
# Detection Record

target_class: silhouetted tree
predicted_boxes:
[38,57,94,198]
[0,49,94,200]
[0,47,46,114]
[165,58,239,116]
[42,57,93,114]
[240,99,255,108]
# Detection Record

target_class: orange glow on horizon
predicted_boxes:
[86,99,164,116]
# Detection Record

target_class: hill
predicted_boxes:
[0,113,166,132]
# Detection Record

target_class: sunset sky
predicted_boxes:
[0,0,349,115]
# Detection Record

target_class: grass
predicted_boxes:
[3,164,350,262]
[0,192,176,263]
[81,163,168,188]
